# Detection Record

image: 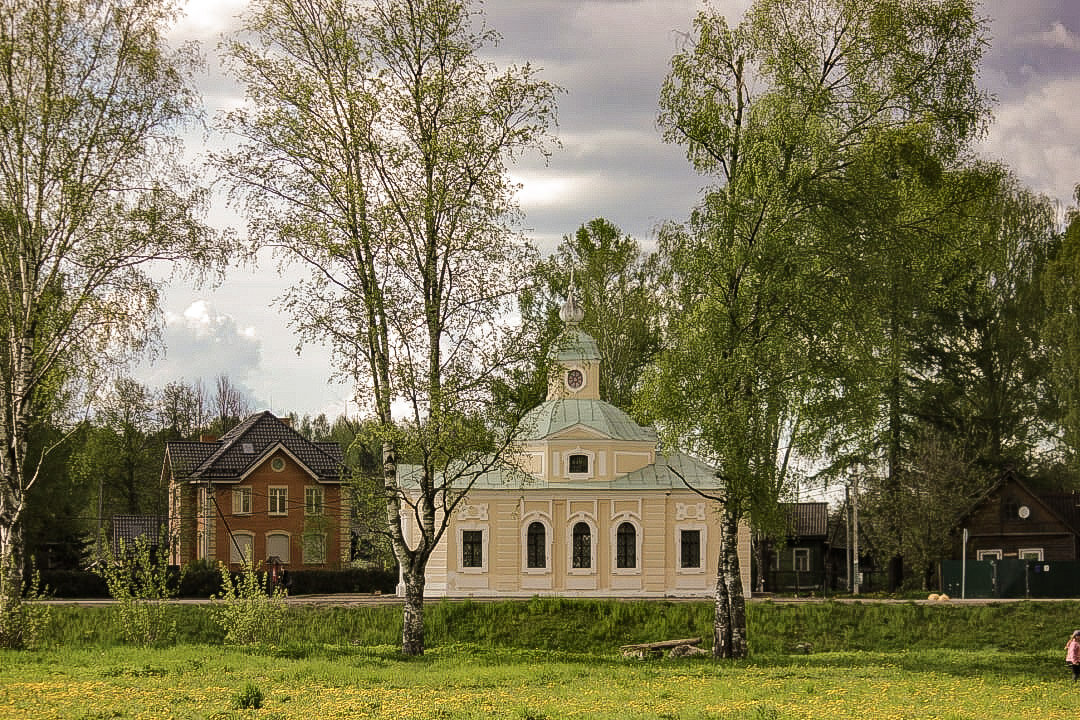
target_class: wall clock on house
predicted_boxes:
[1018,505,1030,519]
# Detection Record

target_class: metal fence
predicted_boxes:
[942,559,1080,599]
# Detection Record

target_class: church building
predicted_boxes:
[399,289,751,598]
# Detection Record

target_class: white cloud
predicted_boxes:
[135,299,262,393]
[1019,21,1080,51]
[979,76,1080,208]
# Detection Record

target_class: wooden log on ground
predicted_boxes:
[620,637,702,659]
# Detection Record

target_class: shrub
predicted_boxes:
[176,561,223,598]
[210,563,286,645]
[232,682,264,710]
[286,567,397,595]
[37,570,109,598]
[0,567,51,649]
[94,534,176,647]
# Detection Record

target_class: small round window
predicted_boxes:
[271,457,286,472]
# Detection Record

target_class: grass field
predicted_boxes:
[3,599,1080,719]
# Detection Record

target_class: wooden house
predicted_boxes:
[954,469,1080,562]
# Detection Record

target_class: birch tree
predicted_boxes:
[648,0,987,658]
[0,0,222,631]
[216,0,557,656]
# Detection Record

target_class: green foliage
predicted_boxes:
[0,567,51,649]
[94,535,177,647]
[210,563,287,645]
[232,682,264,710]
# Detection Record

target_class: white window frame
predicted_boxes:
[458,524,488,574]
[564,448,595,480]
[793,547,811,573]
[977,549,1002,561]
[266,531,291,563]
[520,515,552,574]
[231,487,252,515]
[269,486,288,516]
[1018,547,1044,561]
[567,516,597,575]
[676,525,706,573]
[304,486,324,516]
[610,516,642,575]
[229,532,254,565]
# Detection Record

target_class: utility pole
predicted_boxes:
[852,474,861,596]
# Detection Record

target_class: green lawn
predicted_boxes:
[3,600,1080,719]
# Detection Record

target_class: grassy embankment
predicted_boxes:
[3,598,1079,719]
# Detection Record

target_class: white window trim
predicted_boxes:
[676,523,707,574]
[793,547,811,573]
[229,531,255,565]
[565,448,595,480]
[458,523,488,574]
[521,514,552,575]
[1018,547,1044,561]
[567,515,597,575]
[231,487,252,516]
[268,486,288,517]
[977,549,1002,561]
[266,531,291,564]
[610,515,642,575]
[305,486,325,516]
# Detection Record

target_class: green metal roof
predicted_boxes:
[555,327,600,363]
[395,451,719,492]
[518,398,657,442]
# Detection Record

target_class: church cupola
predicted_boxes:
[548,276,601,401]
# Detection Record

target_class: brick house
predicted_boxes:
[164,411,349,570]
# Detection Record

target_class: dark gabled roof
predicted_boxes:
[1029,492,1080,535]
[954,468,1080,536]
[111,515,166,548]
[781,502,829,539]
[165,411,347,483]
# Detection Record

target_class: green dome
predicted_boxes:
[518,398,656,442]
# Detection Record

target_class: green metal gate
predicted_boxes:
[943,560,1080,598]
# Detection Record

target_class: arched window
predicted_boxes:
[616,522,636,569]
[572,522,591,569]
[568,454,589,474]
[527,522,546,569]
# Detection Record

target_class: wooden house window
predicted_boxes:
[793,547,810,573]
[526,522,546,569]
[616,522,637,569]
[1019,548,1043,561]
[572,522,591,569]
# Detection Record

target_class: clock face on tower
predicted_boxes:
[566,368,584,391]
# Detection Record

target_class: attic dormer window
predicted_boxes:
[242,443,254,454]
[568,454,589,474]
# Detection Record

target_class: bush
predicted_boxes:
[286,567,397,595]
[210,563,287,645]
[0,567,51,649]
[232,682,264,710]
[176,563,223,598]
[94,535,176,647]
[37,570,109,598]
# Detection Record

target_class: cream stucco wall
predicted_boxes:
[403,488,752,599]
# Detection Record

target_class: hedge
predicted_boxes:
[35,566,398,598]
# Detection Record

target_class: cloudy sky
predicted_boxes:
[134,0,1080,421]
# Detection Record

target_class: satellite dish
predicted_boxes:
[1018,505,1030,519]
